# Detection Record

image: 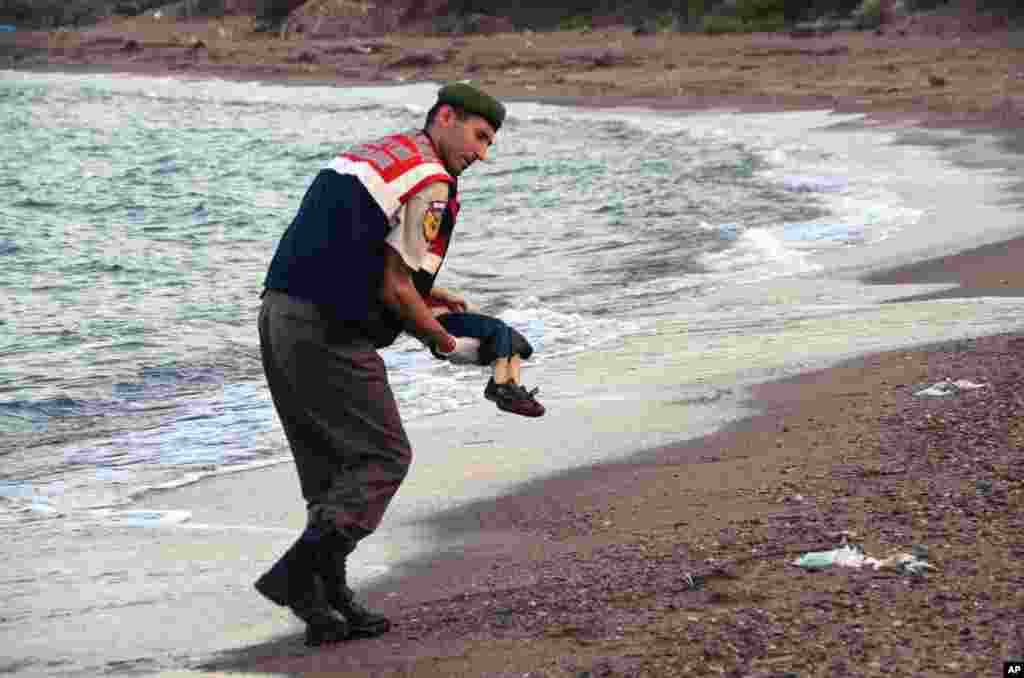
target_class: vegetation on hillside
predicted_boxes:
[1,0,1020,33]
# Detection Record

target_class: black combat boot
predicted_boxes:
[318,533,391,638]
[254,526,351,646]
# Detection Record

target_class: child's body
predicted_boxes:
[426,294,544,418]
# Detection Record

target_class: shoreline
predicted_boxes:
[864,234,1024,301]
[3,20,1023,133]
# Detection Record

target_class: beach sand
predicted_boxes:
[5,17,1024,678]
[196,282,1024,677]
[176,200,1024,677]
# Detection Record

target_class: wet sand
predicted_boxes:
[865,234,1024,300]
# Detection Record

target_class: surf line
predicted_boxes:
[88,509,298,534]
[178,522,297,534]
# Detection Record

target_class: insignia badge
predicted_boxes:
[422,202,446,242]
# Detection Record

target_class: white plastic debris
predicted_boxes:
[883,553,936,575]
[914,384,950,397]
[792,545,866,570]
[914,378,987,397]
[951,379,987,390]
[792,544,934,574]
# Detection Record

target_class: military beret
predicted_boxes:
[436,83,506,131]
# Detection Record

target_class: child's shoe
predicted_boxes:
[484,378,545,417]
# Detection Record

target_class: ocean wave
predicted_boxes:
[699,227,822,279]
[0,396,86,423]
[781,174,848,193]
[10,197,59,209]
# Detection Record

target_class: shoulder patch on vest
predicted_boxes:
[423,201,446,242]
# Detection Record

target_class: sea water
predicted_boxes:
[1,71,1023,676]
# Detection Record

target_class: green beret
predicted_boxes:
[436,83,506,131]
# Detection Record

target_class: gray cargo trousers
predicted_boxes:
[258,290,412,540]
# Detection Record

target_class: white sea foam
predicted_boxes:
[699,227,823,280]
[2,70,442,110]
[89,508,193,527]
[780,174,848,193]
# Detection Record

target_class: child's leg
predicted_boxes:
[493,326,534,383]
[435,313,543,416]
[436,312,514,381]
[493,356,512,384]
[505,328,534,384]
[506,355,522,384]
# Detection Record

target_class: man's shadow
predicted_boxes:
[196,631,311,673]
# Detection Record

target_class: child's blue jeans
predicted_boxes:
[436,312,533,365]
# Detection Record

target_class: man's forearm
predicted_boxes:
[381,277,454,351]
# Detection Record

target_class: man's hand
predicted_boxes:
[430,286,469,313]
[432,337,481,364]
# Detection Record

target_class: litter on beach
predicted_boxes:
[792,544,934,574]
[914,378,988,397]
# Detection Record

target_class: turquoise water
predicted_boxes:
[1,70,1023,677]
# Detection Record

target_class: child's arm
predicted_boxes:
[429,286,470,312]
[424,294,452,317]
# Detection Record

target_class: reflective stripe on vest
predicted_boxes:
[327,131,453,220]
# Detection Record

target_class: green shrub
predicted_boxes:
[654,11,681,31]
[558,14,591,31]
[735,0,786,22]
[701,14,746,33]
[686,0,708,26]
[853,0,882,29]
[745,12,786,31]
